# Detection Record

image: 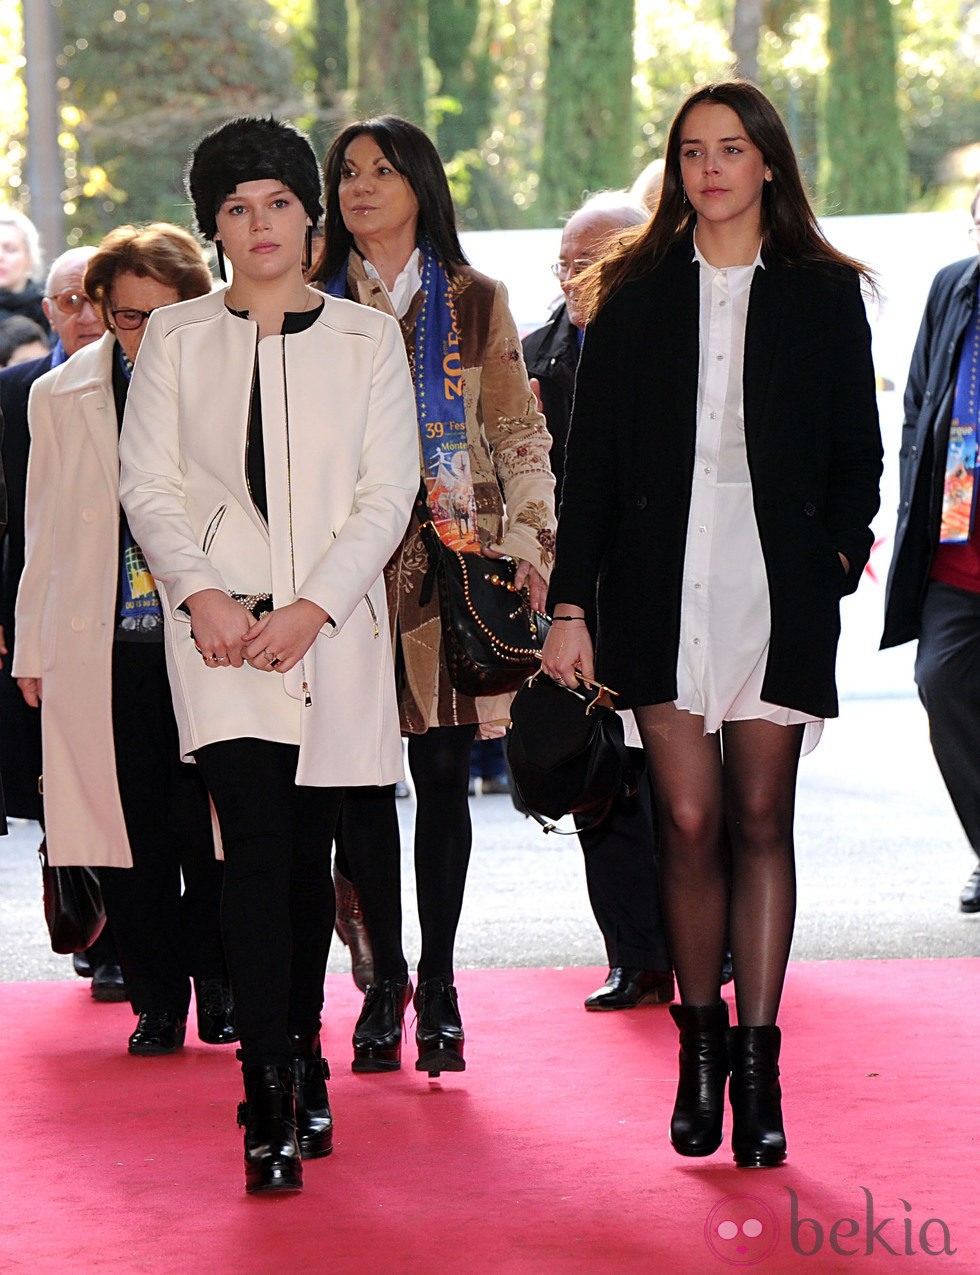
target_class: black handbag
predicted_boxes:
[506,670,637,831]
[416,497,550,698]
[38,838,106,954]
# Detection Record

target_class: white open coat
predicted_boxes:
[118,287,419,787]
[14,335,137,866]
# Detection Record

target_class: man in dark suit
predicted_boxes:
[0,244,123,994]
[524,196,676,1010]
[882,184,980,913]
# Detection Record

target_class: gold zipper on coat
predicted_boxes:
[364,592,379,637]
[280,340,312,707]
[244,340,265,524]
[202,504,227,553]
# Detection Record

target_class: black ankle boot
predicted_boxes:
[352,978,413,1072]
[237,1058,303,1193]
[668,1001,730,1157]
[414,976,465,1076]
[728,1025,787,1168]
[289,1032,333,1159]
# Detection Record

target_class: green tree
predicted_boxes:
[819,0,907,213]
[56,0,297,241]
[426,0,499,229]
[537,0,636,222]
[348,0,429,125]
[895,0,980,208]
[311,0,348,113]
[428,0,494,159]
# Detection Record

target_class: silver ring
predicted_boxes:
[269,655,282,668]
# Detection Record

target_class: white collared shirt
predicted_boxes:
[675,236,822,749]
[363,250,422,320]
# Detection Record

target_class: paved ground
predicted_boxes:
[1,693,977,985]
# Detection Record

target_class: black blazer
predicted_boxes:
[0,351,54,631]
[522,303,580,498]
[881,255,979,649]
[547,234,882,719]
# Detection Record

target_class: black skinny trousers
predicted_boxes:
[339,722,477,983]
[194,738,344,1067]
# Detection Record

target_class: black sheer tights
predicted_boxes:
[338,723,478,984]
[634,705,804,1026]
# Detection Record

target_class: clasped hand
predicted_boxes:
[185,589,329,674]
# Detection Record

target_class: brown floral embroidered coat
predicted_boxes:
[343,254,557,734]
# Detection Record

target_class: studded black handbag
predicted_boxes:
[416,496,550,698]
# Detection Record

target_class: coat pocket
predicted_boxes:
[201,503,227,555]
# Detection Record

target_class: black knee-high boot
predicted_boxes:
[289,1032,334,1159]
[668,1001,730,1156]
[237,1057,303,1193]
[728,1025,787,1168]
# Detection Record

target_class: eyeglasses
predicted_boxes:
[111,307,158,331]
[46,289,95,315]
[550,259,594,281]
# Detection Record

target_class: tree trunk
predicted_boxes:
[820,0,907,213]
[22,0,65,256]
[350,0,429,127]
[731,0,764,83]
[538,0,635,224]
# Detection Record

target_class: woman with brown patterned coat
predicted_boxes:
[315,115,556,1077]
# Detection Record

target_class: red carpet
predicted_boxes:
[2,960,977,1274]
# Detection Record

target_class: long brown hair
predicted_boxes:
[578,81,874,322]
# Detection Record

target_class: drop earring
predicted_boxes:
[303,225,313,274]
[215,240,227,282]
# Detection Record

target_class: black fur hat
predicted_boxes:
[185,116,324,240]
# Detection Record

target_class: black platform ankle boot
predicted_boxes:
[728,1024,787,1168]
[289,1032,334,1159]
[668,1001,730,1157]
[237,1057,303,1194]
[414,976,465,1076]
[352,978,413,1073]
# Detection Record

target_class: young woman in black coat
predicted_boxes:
[542,81,882,1168]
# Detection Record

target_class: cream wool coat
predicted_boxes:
[14,334,142,866]
[118,287,419,787]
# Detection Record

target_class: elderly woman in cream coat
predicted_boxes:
[14,224,233,1057]
[118,116,418,1196]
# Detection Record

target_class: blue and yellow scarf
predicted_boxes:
[324,243,479,551]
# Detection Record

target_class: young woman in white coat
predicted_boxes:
[118,117,419,1195]
[542,82,882,1169]
[14,224,233,1056]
